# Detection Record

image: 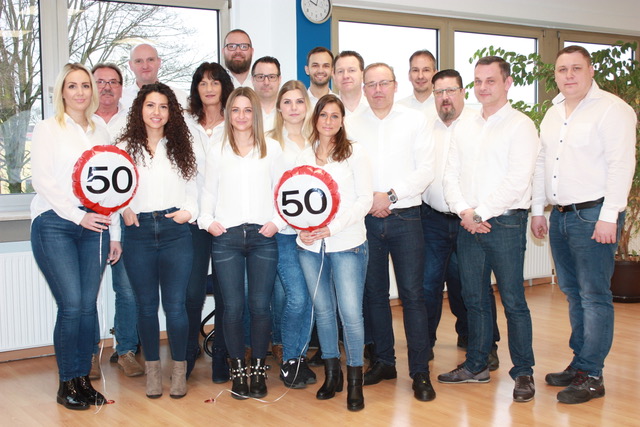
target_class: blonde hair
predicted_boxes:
[53,63,99,130]
[223,87,267,158]
[267,80,313,147]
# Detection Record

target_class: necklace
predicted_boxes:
[205,128,213,137]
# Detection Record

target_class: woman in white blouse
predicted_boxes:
[297,94,372,411]
[266,80,317,387]
[184,62,235,382]
[199,87,284,399]
[118,82,198,399]
[30,63,121,410]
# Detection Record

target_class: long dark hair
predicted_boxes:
[188,62,234,123]
[310,94,353,163]
[118,82,197,180]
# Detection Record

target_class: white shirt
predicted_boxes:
[120,83,189,112]
[307,87,330,107]
[340,94,368,117]
[345,103,434,209]
[422,107,480,213]
[277,129,310,235]
[198,137,285,231]
[92,101,128,142]
[532,81,636,223]
[117,138,198,221]
[295,143,373,253]
[443,102,540,221]
[262,108,276,133]
[397,93,437,122]
[228,71,252,89]
[30,115,120,240]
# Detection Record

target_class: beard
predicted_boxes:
[438,104,457,122]
[226,56,251,74]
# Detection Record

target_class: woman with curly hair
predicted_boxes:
[117,82,198,399]
[198,87,284,399]
[184,62,234,381]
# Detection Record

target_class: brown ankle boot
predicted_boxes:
[170,360,187,399]
[145,360,162,398]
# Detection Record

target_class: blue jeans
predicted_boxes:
[299,241,368,367]
[457,210,534,379]
[185,224,212,356]
[549,205,623,377]
[364,207,430,377]
[276,233,313,361]
[212,224,277,360]
[123,208,193,362]
[271,274,285,346]
[421,203,500,348]
[31,209,109,381]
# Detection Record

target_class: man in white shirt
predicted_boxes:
[90,63,144,378]
[346,62,435,402]
[397,50,437,119]
[438,56,539,403]
[251,56,281,132]
[305,46,333,106]
[333,51,368,116]
[223,29,254,88]
[121,43,188,110]
[530,45,636,405]
[420,69,500,368]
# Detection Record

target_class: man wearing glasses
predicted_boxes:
[89,63,144,379]
[223,29,254,88]
[439,56,539,403]
[251,56,282,132]
[345,63,435,402]
[420,70,501,368]
[397,49,438,119]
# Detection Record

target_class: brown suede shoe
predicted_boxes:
[89,354,101,380]
[145,360,162,398]
[170,360,187,399]
[118,351,144,377]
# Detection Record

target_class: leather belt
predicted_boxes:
[502,209,527,216]
[554,197,604,213]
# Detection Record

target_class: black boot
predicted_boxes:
[57,379,89,410]
[74,375,106,405]
[316,358,343,400]
[249,358,268,398]
[185,344,200,380]
[212,347,230,384]
[347,365,364,411]
[229,358,249,399]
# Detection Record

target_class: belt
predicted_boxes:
[435,209,459,218]
[502,209,527,216]
[554,197,604,213]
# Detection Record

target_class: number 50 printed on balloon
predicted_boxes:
[274,165,340,231]
[72,145,139,216]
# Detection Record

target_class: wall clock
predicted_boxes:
[301,0,332,24]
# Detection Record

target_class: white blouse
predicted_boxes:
[278,129,310,235]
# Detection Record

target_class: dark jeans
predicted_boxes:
[212,224,277,360]
[421,203,500,348]
[124,208,193,362]
[185,224,212,356]
[457,210,534,379]
[31,209,109,381]
[364,207,430,377]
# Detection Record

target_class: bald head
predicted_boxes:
[129,43,161,87]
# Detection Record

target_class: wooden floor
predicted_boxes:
[1,283,638,427]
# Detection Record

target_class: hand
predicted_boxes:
[531,216,548,239]
[369,192,392,218]
[80,212,111,232]
[108,241,122,265]
[592,220,617,244]
[207,221,227,237]
[259,222,278,238]
[122,208,139,227]
[460,209,491,234]
[166,209,192,224]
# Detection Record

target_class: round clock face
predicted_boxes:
[301,0,332,24]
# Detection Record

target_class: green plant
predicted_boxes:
[470,43,640,257]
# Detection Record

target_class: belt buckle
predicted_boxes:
[557,205,566,213]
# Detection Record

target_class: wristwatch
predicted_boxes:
[473,212,483,223]
[387,190,398,204]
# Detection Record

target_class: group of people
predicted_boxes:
[30,26,636,413]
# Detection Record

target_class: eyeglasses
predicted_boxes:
[225,43,251,51]
[253,74,280,82]
[363,80,395,89]
[96,79,121,87]
[433,87,462,97]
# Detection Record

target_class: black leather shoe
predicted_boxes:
[316,358,343,400]
[546,366,578,387]
[75,375,106,405]
[363,360,397,386]
[249,358,268,398]
[412,372,436,402]
[346,365,364,411]
[57,380,90,410]
[513,375,535,402]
